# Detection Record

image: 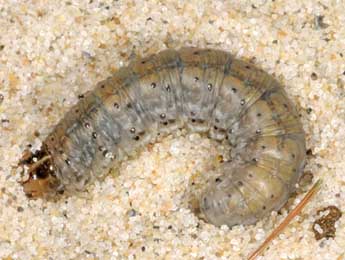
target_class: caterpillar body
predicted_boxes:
[21,47,306,227]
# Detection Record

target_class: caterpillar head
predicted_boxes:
[19,147,60,198]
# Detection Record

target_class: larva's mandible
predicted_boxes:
[21,47,306,227]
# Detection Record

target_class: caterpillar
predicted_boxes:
[20,47,306,227]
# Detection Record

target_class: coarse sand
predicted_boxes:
[0,0,344,259]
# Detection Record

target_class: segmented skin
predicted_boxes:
[24,47,306,227]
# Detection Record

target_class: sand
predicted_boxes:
[0,0,344,259]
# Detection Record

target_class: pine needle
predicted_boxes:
[248,179,322,260]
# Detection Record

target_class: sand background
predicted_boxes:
[0,0,344,259]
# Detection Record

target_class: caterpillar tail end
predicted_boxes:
[198,172,266,227]
[199,186,257,227]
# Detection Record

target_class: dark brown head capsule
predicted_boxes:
[19,147,60,198]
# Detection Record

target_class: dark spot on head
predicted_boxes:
[75,109,79,113]
[101,84,105,89]
[141,60,146,64]
[271,194,274,199]
[163,121,168,125]
[262,206,266,210]
[36,168,49,178]
[191,119,196,123]
[78,94,84,99]
[291,153,296,159]
[248,174,253,178]
[134,136,140,141]
[306,149,313,156]
[193,51,199,55]
[127,103,132,109]
[283,103,288,109]
[261,145,266,149]
[213,125,218,130]
[257,113,262,117]
[245,65,251,69]
[232,88,237,93]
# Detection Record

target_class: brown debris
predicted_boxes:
[312,206,342,240]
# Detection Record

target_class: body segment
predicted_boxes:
[22,47,306,227]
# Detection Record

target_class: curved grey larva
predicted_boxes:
[21,47,306,227]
